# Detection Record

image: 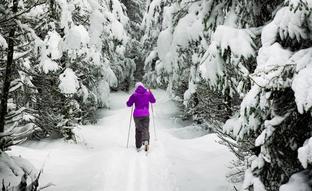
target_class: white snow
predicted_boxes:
[280,172,311,191]
[237,85,261,137]
[111,0,129,25]
[7,90,235,191]
[252,43,293,88]
[291,48,312,114]
[288,0,312,8]
[273,7,307,41]
[0,33,8,49]
[212,25,255,58]
[199,41,225,86]
[157,28,173,65]
[0,152,38,186]
[242,169,266,191]
[110,19,127,42]
[292,67,312,114]
[261,22,278,47]
[96,79,110,107]
[255,115,287,146]
[41,57,60,74]
[172,12,203,48]
[65,25,90,50]
[89,10,105,47]
[59,68,80,94]
[44,30,63,60]
[298,137,312,168]
[145,50,157,66]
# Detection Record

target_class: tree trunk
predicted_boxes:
[0,0,19,133]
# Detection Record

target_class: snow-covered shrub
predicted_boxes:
[0,152,42,191]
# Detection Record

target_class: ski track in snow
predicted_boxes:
[8,90,235,191]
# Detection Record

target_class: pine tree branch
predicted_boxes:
[0,0,46,24]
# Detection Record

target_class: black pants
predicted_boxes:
[134,116,150,149]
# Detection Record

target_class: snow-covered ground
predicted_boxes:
[7,90,235,191]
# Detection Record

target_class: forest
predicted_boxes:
[1,0,312,191]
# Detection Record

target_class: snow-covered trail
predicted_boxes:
[8,90,235,191]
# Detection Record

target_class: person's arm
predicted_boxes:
[149,89,156,103]
[126,94,135,107]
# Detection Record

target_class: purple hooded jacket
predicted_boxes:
[126,85,156,117]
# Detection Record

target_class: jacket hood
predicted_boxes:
[135,85,147,94]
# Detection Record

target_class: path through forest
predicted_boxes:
[8,90,235,191]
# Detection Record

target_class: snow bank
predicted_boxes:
[59,68,80,94]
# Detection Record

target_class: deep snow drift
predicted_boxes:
[7,90,235,191]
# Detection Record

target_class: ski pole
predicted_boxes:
[126,106,134,148]
[151,103,157,140]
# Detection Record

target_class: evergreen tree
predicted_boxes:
[0,0,136,144]
[223,0,312,190]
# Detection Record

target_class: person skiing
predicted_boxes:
[126,82,156,152]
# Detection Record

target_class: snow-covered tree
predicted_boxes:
[121,0,146,82]
[0,0,138,189]
[141,0,312,190]
[0,0,136,142]
[223,0,312,190]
